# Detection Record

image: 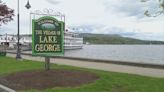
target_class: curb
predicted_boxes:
[0,84,15,92]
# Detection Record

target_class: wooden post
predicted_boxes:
[45,57,50,71]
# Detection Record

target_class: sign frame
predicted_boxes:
[32,16,64,56]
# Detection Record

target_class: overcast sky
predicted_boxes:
[1,0,164,41]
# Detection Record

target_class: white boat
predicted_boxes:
[64,30,83,50]
[0,30,83,50]
[0,34,16,48]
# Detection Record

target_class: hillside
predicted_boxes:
[80,33,164,44]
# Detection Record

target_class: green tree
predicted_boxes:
[141,0,164,17]
[0,0,14,26]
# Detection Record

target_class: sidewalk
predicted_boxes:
[7,53,164,78]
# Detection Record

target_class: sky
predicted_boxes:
[1,0,164,41]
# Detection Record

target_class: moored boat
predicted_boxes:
[0,30,83,50]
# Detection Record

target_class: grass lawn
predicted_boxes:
[0,56,164,92]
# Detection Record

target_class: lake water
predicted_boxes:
[64,45,164,65]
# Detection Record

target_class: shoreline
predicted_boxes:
[6,51,164,69]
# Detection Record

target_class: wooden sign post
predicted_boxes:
[45,57,50,71]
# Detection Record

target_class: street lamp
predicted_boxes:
[16,0,31,60]
[25,0,31,9]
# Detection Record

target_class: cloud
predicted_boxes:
[0,25,15,34]
[127,32,164,41]
[68,24,105,33]
[69,23,164,41]
[1,0,164,41]
[46,0,61,5]
[103,0,159,18]
[69,24,138,35]
[103,0,143,17]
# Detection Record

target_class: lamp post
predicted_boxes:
[16,0,31,60]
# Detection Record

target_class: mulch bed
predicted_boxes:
[0,69,99,91]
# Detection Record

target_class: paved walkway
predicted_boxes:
[7,53,164,78]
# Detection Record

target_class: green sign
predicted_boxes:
[32,16,64,56]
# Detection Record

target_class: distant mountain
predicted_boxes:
[80,33,164,44]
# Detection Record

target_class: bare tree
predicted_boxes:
[141,0,164,17]
[0,0,14,26]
